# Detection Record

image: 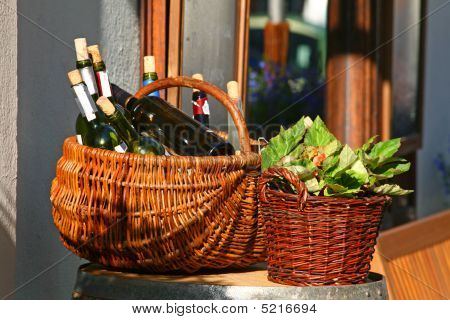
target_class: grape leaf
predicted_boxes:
[284,165,314,180]
[337,145,358,171]
[372,162,411,180]
[370,138,401,162]
[359,135,378,152]
[261,117,307,170]
[323,140,342,156]
[346,160,369,185]
[305,178,322,193]
[304,116,337,147]
[373,184,413,196]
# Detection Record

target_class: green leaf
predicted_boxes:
[338,145,358,170]
[346,160,369,185]
[305,178,322,193]
[323,140,342,156]
[304,116,337,147]
[372,162,411,180]
[360,135,378,152]
[322,154,339,172]
[261,117,307,170]
[373,184,414,196]
[284,165,314,180]
[327,183,347,193]
[286,143,305,159]
[370,138,401,162]
[379,157,408,166]
[304,116,313,129]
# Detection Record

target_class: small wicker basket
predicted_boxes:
[50,76,266,273]
[259,167,389,286]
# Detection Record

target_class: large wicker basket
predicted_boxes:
[50,76,265,273]
[259,167,389,286]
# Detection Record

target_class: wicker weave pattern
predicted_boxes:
[259,167,389,286]
[50,77,266,272]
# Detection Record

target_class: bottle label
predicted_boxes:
[73,97,85,115]
[96,70,112,97]
[73,84,97,122]
[76,134,83,145]
[192,97,210,115]
[143,78,160,97]
[114,142,128,153]
[80,66,98,96]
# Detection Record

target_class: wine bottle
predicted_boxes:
[227,81,243,151]
[143,56,160,97]
[111,84,235,156]
[68,70,127,152]
[74,38,99,101]
[96,96,165,155]
[191,73,210,127]
[87,44,133,122]
[74,38,107,137]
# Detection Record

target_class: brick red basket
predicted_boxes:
[259,167,390,286]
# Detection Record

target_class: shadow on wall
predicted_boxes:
[15,0,140,299]
[0,187,16,298]
[16,0,102,299]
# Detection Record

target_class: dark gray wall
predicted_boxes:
[16,0,139,299]
[417,0,450,217]
[181,0,236,129]
[0,0,17,299]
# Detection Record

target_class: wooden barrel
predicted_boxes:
[72,263,388,300]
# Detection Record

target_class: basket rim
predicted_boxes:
[262,187,390,206]
[64,136,261,166]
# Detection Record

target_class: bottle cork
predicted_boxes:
[87,45,102,63]
[74,38,89,61]
[227,81,240,100]
[67,70,83,86]
[144,56,156,73]
[192,73,204,92]
[96,96,115,116]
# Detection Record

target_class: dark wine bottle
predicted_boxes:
[87,44,133,123]
[191,73,210,127]
[68,70,127,152]
[142,56,160,97]
[111,84,235,156]
[96,96,165,155]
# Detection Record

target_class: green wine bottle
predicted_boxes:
[74,38,107,139]
[68,70,127,152]
[87,44,133,123]
[96,96,165,155]
[111,84,235,156]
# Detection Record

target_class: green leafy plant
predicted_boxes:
[261,116,413,197]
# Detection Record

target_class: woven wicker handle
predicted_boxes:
[259,167,309,210]
[134,76,252,153]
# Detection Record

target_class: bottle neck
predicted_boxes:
[142,72,160,97]
[143,72,158,81]
[71,83,99,122]
[93,61,113,99]
[107,108,140,145]
[77,59,99,100]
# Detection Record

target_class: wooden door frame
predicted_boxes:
[140,0,184,106]
[234,0,251,115]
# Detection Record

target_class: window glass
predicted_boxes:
[246,0,328,139]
